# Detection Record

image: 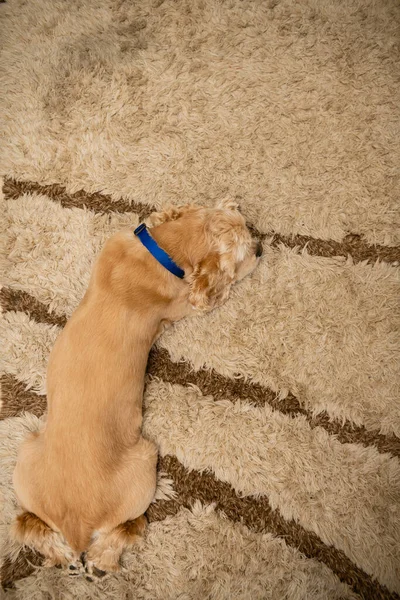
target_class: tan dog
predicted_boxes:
[12,200,262,575]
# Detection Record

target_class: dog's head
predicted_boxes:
[148,199,262,311]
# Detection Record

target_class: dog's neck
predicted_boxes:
[134,224,185,280]
[149,220,207,278]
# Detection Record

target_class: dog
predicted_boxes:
[12,199,262,575]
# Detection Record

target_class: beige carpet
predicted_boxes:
[1,0,400,598]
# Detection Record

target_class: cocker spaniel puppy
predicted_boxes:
[12,199,262,576]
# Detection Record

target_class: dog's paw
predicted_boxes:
[66,557,86,577]
[82,555,110,581]
[85,561,112,581]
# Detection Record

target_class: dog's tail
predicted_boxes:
[12,512,79,566]
[60,512,94,555]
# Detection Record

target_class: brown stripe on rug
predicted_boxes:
[2,177,155,220]
[0,288,67,328]
[4,177,400,265]
[0,548,43,591]
[268,232,400,265]
[0,374,46,420]
[147,455,399,600]
[246,222,400,265]
[147,347,400,458]
[1,287,399,459]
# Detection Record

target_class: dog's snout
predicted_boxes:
[255,240,263,258]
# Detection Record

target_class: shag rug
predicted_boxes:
[1,0,400,598]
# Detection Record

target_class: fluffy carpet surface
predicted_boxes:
[0,0,399,599]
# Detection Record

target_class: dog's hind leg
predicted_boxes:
[12,512,79,568]
[85,515,147,575]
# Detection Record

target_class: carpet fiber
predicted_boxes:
[1,0,400,598]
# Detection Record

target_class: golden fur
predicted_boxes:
[12,200,261,573]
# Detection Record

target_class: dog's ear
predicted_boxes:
[146,206,184,227]
[188,253,234,311]
[146,204,195,227]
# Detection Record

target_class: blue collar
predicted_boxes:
[134,224,185,279]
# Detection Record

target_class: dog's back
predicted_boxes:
[12,249,158,562]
